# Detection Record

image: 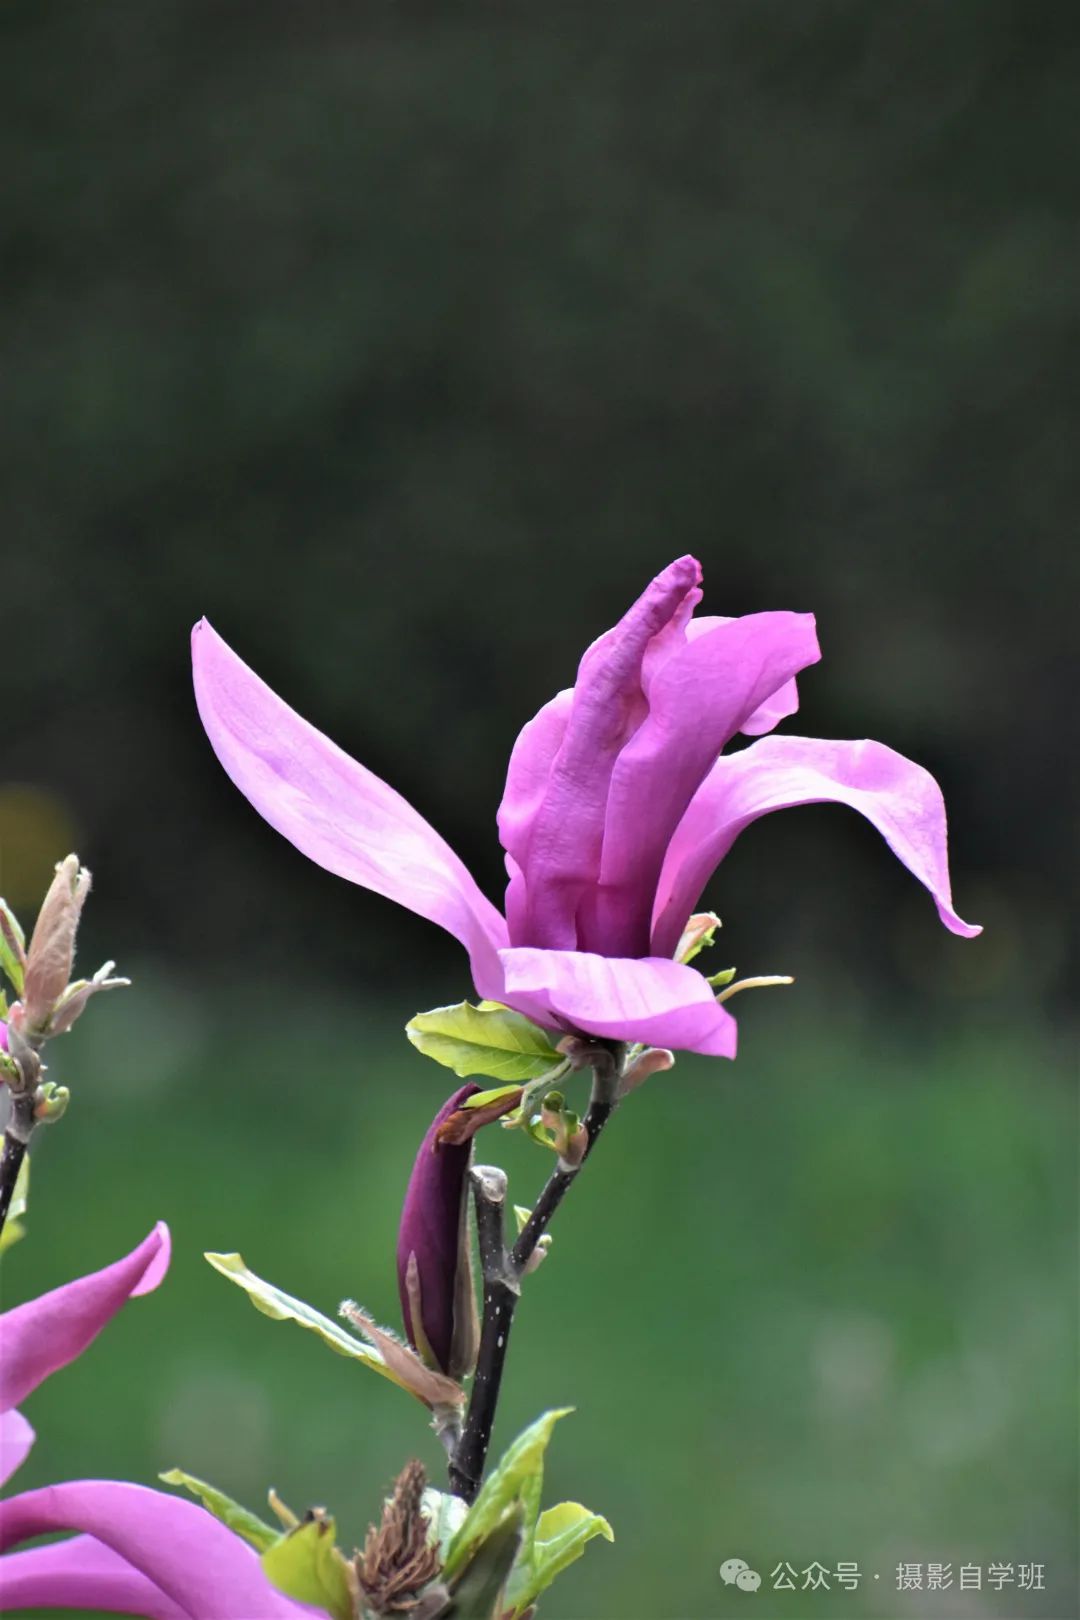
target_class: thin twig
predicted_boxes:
[0,1028,41,1242]
[448,1049,623,1501]
[448,1165,516,1500]
[0,1090,36,1241]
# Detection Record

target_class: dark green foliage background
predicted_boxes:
[1,3,1076,1617]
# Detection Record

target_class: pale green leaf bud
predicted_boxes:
[33,1081,70,1124]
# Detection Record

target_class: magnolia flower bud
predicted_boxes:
[397,1083,481,1380]
[22,856,90,1033]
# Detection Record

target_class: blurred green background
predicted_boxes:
[1,3,1076,1618]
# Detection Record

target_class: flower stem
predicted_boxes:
[0,1091,36,1242]
[448,1050,623,1502]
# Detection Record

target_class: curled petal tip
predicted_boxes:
[130,1222,172,1296]
[938,904,982,940]
[663,553,703,587]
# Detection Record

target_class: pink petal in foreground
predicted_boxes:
[499,947,738,1058]
[652,735,982,958]
[0,1534,188,1620]
[0,1223,170,1414]
[0,1482,319,1619]
[192,620,508,999]
[0,1410,34,1487]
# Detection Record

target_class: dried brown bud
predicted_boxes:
[339,1302,465,1411]
[355,1459,445,1614]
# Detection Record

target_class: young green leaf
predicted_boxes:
[448,1505,524,1620]
[261,1515,354,1620]
[159,1468,278,1552]
[463,1082,527,1110]
[406,1002,560,1082]
[443,1409,572,1581]
[505,1501,614,1615]
[204,1251,426,1403]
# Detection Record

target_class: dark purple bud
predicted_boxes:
[397,1082,480,1379]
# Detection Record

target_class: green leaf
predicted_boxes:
[261,1514,354,1620]
[421,1486,469,1560]
[159,1468,277,1552]
[449,1505,524,1619]
[463,1082,526,1109]
[0,1154,30,1256]
[0,900,25,996]
[505,1501,614,1615]
[204,1251,418,1400]
[406,1002,561,1082]
[444,1409,571,1581]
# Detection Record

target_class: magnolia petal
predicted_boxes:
[497,691,572,945]
[685,616,802,736]
[0,1410,34,1487]
[192,621,508,997]
[0,1534,189,1620]
[739,678,801,737]
[499,948,737,1058]
[652,734,982,958]
[0,1223,170,1414]
[583,611,821,956]
[497,557,703,951]
[0,1483,319,1618]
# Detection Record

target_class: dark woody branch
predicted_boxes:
[448,1048,623,1502]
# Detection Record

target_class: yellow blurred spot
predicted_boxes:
[0,785,80,910]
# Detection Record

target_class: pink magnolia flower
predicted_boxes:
[192,556,978,1059]
[0,1226,317,1619]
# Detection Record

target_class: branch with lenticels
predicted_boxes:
[448,1044,623,1503]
